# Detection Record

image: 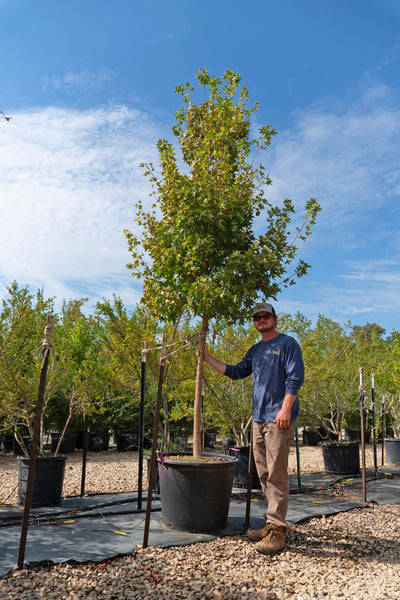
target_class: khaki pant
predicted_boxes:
[252,421,295,528]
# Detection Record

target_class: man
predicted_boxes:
[200,302,304,555]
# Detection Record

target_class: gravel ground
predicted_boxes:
[1,444,399,600]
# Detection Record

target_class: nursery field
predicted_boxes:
[0,443,399,600]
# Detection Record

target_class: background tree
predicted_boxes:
[95,297,159,437]
[299,315,360,439]
[126,69,320,457]
[378,329,400,438]
[52,299,109,434]
[197,321,257,445]
[0,282,55,453]
[96,297,198,448]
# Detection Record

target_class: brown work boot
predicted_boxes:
[254,525,287,555]
[247,521,275,541]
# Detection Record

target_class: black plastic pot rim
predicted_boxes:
[157,451,237,466]
[384,438,400,443]
[321,441,359,448]
[17,455,68,463]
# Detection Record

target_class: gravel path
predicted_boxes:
[1,444,399,600]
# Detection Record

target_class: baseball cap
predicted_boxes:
[251,302,276,318]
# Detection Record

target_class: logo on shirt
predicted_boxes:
[267,350,280,356]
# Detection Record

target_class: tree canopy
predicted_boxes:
[125,69,320,456]
[125,69,320,325]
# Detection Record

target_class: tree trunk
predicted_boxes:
[193,315,209,458]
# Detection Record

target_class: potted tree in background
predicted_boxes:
[96,296,193,451]
[298,316,388,474]
[380,330,400,465]
[0,283,69,506]
[55,298,111,454]
[0,287,111,506]
[125,69,320,531]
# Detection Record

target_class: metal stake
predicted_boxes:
[359,368,367,503]
[371,374,378,477]
[381,394,385,467]
[80,414,88,496]
[143,334,167,548]
[245,420,254,528]
[295,421,302,492]
[137,342,146,510]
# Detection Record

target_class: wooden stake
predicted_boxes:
[17,315,53,569]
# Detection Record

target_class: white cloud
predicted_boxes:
[43,69,116,93]
[265,85,400,231]
[0,105,161,308]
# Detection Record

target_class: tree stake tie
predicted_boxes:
[38,315,56,369]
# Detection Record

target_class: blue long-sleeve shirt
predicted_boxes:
[224,333,304,423]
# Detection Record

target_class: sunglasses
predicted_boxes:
[253,313,274,322]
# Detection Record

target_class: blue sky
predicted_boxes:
[1,0,399,334]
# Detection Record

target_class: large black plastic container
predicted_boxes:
[51,432,77,454]
[322,441,360,475]
[302,429,321,446]
[1,434,14,451]
[204,432,217,448]
[13,436,32,456]
[75,431,109,451]
[385,438,400,465]
[228,446,261,489]
[158,452,237,532]
[17,455,67,506]
[116,433,139,452]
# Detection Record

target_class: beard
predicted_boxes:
[255,321,276,333]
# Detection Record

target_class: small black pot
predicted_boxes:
[223,437,237,451]
[51,432,77,454]
[17,455,67,506]
[1,434,14,451]
[302,429,321,446]
[228,446,261,489]
[322,441,360,475]
[145,453,160,494]
[116,433,139,452]
[88,432,110,451]
[204,432,217,448]
[13,436,32,456]
[385,438,400,465]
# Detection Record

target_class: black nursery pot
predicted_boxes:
[2,434,14,451]
[51,432,77,454]
[302,429,322,446]
[145,453,160,494]
[158,452,237,533]
[13,436,32,456]
[322,441,360,475]
[88,432,110,451]
[385,438,400,465]
[228,446,261,489]
[17,455,67,507]
[116,433,139,452]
